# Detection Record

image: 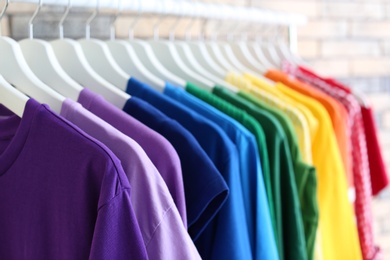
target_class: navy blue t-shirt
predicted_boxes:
[122,97,227,241]
[124,78,252,259]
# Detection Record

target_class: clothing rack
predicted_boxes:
[7,0,306,52]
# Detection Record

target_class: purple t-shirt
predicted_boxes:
[0,99,147,259]
[60,99,200,259]
[77,88,186,226]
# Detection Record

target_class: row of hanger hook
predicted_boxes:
[0,0,290,45]
[0,0,202,40]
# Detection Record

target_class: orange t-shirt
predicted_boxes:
[265,70,353,188]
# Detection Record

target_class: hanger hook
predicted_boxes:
[226,21,240,42]
[28,0,43,39]
[58,0,71,39]
[225,6,244,41]
[238,21,249,42]
[0,0,9,36]
[0,0,9,23]
[254,23,264,43]
[86,0,99,39]
[272,24,283,43]
[128,0,143,40]
[110,0,122,40]
[168,1,184,42]
[152,1,165,41]
[210,4,230,42]
[184,0,197,41]
[184,17,195,41]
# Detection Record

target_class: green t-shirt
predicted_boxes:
[239,90,318,260]
[186,83,284,260]
[185,83,276,230]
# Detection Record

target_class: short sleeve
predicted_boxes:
[146,206,201,260]
[89,189,148,260]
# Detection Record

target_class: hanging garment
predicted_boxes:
[60,99,200,260]
[186,84,305,260]
[269,79,362,260]
[226,72,316,165]
[215,87,319,260]
[282,65,381,260]
[124,97,229,240]
[164,85,265,204]
[123,95,253,260]
[76,88,187,225]
[0,99,147,260]
[224,73,319,260]
[296,66,389,197]
[361,106,389,196]
[266,70,352,189]
[125,78,261,259]
[165,83,278,260]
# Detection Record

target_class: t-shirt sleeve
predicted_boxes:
[146,206,201,260]
[89,189,148,260]
[362,106,389,196]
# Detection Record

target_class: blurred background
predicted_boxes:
[2,0,390,256]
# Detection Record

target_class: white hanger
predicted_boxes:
[200,5,241,74]
[205,41,238,73]
[0,74,28,118]
[275,23,310,68]
[19,0,82,102]
[227,18,268,74]
[181,2,230,79]
[106,0,165,91]
[127,0,186,89]
[78,0,129,91]
[260,27,282,69]
[230,41,267,73]
[50,0,129,109]
[186,41,226,79]
[146,1,214,90]
[177,42,238,92]
[171,6,238,92]
[176,2,227,79]
[235,8,275,70]
[269,25,294,67]
[203,14,239,74]
[208,7,275,84]
[0,0,64,113]
[218,18,269,79]
[248,37,275,70]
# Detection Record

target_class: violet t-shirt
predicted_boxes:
[60,99,200,260]
[0,99,147,260]
[77,88,186,226]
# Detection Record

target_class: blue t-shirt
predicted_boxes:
[164,84,279,260]
[125,78,252,260]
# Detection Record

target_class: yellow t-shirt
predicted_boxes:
[226,72,313,164]
[243,73,319,146]
[275,83,362,260]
